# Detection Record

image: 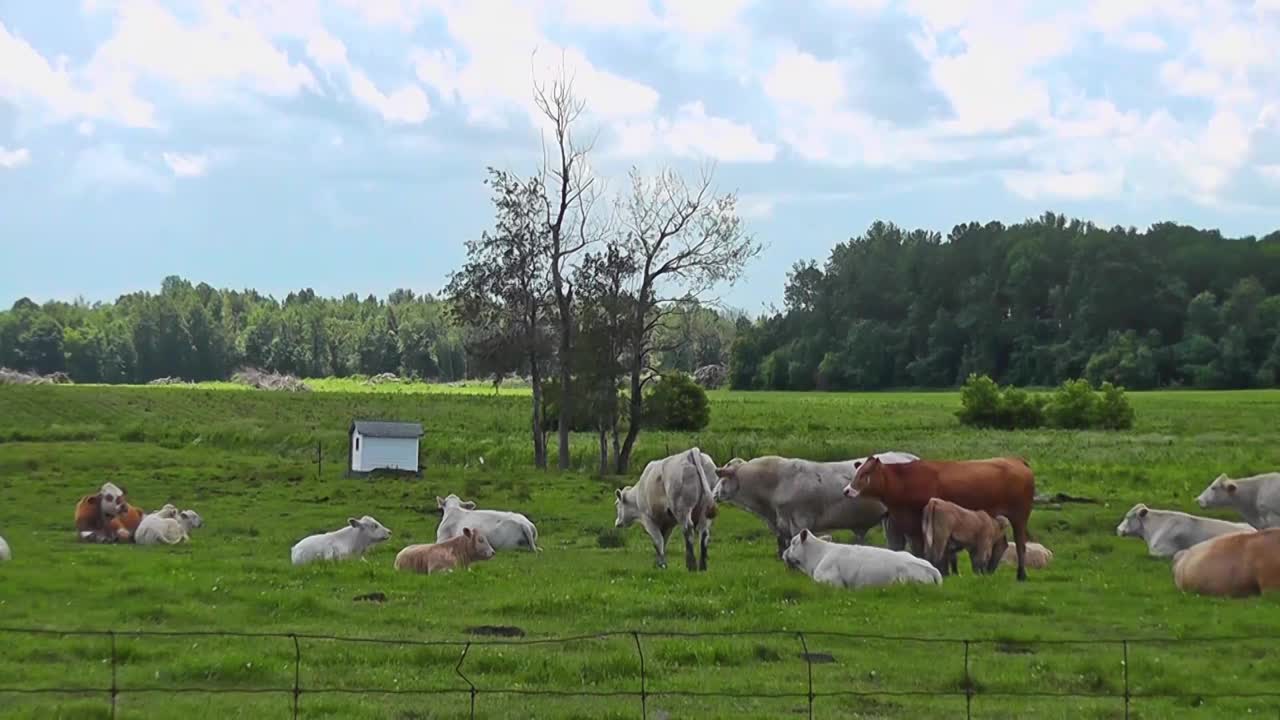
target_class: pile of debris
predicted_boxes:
[231,367,311,392]
[365,372,402,385]
[0,368,74,385]
[147,376,193,386]
[693,364,728,389]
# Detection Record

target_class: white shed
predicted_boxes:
[348,420,423,476]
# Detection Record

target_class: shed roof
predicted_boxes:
[350,420,424,438]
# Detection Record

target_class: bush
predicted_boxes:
[644,373,711,431]
[957,374,1134,431]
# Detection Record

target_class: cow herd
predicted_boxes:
[0,454,1275,599]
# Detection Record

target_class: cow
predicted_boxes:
[782,529,942,589]
[1000,541,1052,570]
[435,494,540,552]
[711,452,919,558]
[0,534,9,562]
[921,497,1010,576]
[614,448,718,571]
[394,527,497,574]
[136,505,204,545]
[1172,528,1280,598]
[1115,503,1255,558]
[75,482,143,543]
[1194,472,1280,529]
[290,516,392,565]
[845,455,1036,581]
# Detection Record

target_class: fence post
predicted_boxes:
[455,642,476,720]
[963,639,972,720]
[109,631,118,720]
[796,632,814,720]
[291,633,301,720]
[632,632,647,720]
[1123,640,1130,720]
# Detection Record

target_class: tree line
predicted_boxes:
[730,213,1280,391]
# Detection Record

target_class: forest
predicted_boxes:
[731,212,1280,391]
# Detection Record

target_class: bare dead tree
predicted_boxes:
[532,55,605,471]
[614,163,762,473]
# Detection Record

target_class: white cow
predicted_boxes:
[615,448,718,571]
[135,504,200,545]
[782,529,942,589]
[0,534,10,562]
[290,515,392,566]
[435,494,541,552]
[1195,473,1280,529]
[711,452,919,557]
[1116,503,1255,558]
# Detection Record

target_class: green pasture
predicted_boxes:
[0,384,1278,719]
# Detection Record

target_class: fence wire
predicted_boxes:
[2,626,1279,719]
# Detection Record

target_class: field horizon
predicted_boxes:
[2,383,1279,718]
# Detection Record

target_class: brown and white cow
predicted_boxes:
[74,482,143,543]
[394,527,497,574]
[922,497,1010,576]
[1172,528,1280,598]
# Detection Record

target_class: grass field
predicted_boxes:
[1,384,1279,719]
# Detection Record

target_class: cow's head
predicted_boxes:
[1115,504,1149,537]
[981,515,1012,574]
[1195,474,1236,509]
[462,527,496,560]
[614,486,640,528]
[782,528,824,571]
[97,482,127,517]
[437,494,477,513]
[711,459,745,502]
[843,456,883,499]
[179,509,204,529]
[349,515,392,543]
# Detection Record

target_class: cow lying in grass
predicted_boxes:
[135,504,204,545]
[435,494,540,552]
[782,529,941,589]
[75,482,143,543]
[1000,541,1052,570]
[1115,503,1254,558]
[394,527,496,574]
[290,516,391,565]
[1173,528,1280,597]
[0,534,9,562]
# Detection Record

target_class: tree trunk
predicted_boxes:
[554,284,573,471]
[597,427,609,477]
[616,351,644,474]
[529,353,547,469]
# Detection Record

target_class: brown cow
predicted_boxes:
[393,527,497,574]
[845,455,1036,581]
[922,497,1010,576]
[75,482,142,543]
[1172,528,1280,598]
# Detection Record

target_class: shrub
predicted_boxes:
[957,374,1133,431]
[644,373,711,431]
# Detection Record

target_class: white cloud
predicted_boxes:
[0,146,31,169]
[69,144,170,193]
[1118,31,1166,52]
[613,102,777,163]
[162,152,209,178]
[737,195,776,219]
[301,28,429,124]
[1003,169,1124,200]
[761,46,846,111]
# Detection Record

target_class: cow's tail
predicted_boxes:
[922,500,935,556]
[687,448,718,522]
[523,522,542,552]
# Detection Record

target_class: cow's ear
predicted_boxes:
[463,527,473,538]
[1138,507,1148,517]
[995,516,1011,531]
[853,460,863,469]
[87,496,99,506]
[818,534,833,542]
[799,529,810,542]
[347,517,360,528]
[1226,482,1238,494]
[615,488,623,500]
[436,496,446,508]
[461,500,477,510]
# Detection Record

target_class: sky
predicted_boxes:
[2,0,1280,316]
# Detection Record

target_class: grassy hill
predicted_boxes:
[1,384,1279,718]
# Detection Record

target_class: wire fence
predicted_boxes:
[3,627,1280,719]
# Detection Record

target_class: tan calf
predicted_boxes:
[1172,528,1280,598]
[394,527,496,574]
[1000,541,1052,570]
[922,497,1010,576]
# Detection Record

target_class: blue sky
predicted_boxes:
[2,0,1280,315]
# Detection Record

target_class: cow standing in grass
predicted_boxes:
[614,448,718,571]
[845,455,1036,581]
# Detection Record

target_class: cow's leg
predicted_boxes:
[1012,518,1030,582]
[698,525,710,571]
[682,517,698,572]
[641,518,668,569]
[883,514,908,552]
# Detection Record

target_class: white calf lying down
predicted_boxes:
[0,534,9,562]
[135,505,204,545]
[782,529,941,589]
[291,516,392,565]
[1115,503,1254,558]
[435,494,540,551]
